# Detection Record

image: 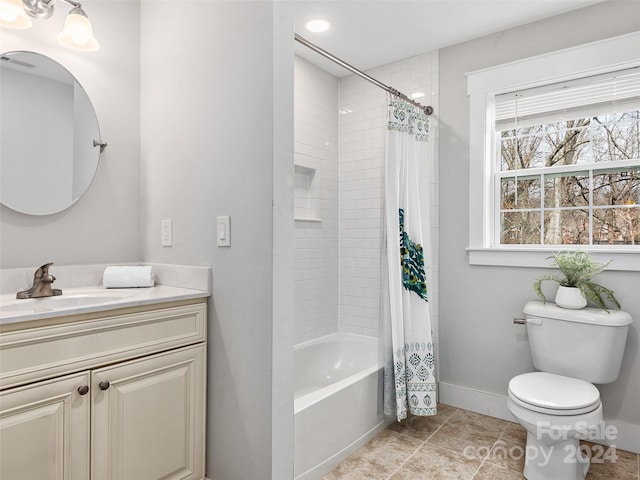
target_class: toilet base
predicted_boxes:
[523,432,590,480]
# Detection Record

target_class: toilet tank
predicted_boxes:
[523,301,632,384]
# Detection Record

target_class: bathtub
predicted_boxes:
[294,332,390,480]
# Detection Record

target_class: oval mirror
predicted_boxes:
[0,51,104,216]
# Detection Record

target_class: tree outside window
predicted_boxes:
[496,102,639,246]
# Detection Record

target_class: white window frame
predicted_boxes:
[466,31,640,271]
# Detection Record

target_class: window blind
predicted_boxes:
[495,67,640,127]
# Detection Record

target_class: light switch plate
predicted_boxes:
[161,219,172,247]
[217,216,230,247]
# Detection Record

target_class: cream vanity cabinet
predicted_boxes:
[0,300,207,480]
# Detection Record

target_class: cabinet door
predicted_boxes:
[0,372,90,480]
[92,344,206,480]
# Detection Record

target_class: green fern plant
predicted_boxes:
[533,251,620,311]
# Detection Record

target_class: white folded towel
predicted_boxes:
[103,266,155,288]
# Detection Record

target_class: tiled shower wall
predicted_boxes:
[338,52,440,341]
[294,52,440,345]
[294,56,340,344]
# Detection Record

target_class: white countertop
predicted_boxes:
[0,285,209,326]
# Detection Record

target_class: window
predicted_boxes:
[467,32,640,270]
[495,69,640,246]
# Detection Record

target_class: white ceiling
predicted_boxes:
[294,0,605,77]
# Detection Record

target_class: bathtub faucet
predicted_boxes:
[16,263,63,299]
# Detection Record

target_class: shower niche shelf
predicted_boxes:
[294,163,321,223]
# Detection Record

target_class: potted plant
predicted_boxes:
[533,251,620,311]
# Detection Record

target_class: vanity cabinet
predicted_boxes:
[0,301,207,480]
[0,371,91,479]
[92,344,205,480]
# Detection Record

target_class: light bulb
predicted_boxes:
[72,31,88,45]
[0,9,16,21]
[0,0,32,29]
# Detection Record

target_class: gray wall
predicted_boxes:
[4,0,638,475]
[1,1,294,477]
[439,0,640,449]
[140,2,294,478]
[0,1,141,268]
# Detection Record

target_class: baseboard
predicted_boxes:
[601,419,640,454]
[439,382,640,454]
[439,382,516,422]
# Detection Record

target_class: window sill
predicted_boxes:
[467,247,640,271]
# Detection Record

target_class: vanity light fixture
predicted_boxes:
[57,5,98,51]
[0,0,99,51]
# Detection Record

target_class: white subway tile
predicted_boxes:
[295,49,439,341]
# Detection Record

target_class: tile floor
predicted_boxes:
[323,404,640,480]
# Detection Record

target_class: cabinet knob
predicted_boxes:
[77,385,90,395]
[99,381,110,391]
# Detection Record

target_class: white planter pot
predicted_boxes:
[555,285,587,309]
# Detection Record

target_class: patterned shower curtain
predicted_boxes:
[382,96,436,421]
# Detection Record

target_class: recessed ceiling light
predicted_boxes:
[305,19,331,33]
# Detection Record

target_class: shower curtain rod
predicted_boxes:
[294,33,434,116]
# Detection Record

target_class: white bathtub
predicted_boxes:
[294,333,390,480]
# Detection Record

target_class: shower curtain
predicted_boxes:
[382,96,436,421]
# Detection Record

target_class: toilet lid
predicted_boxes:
[509,372,600,415]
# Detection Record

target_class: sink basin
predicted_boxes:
[0,291,131,318]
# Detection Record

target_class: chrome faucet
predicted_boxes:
[16,263,63,299]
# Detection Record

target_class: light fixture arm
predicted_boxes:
[22,0,83,20]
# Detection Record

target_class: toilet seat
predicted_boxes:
[509,372,600,415]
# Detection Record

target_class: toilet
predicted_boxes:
[508,301,632,480]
